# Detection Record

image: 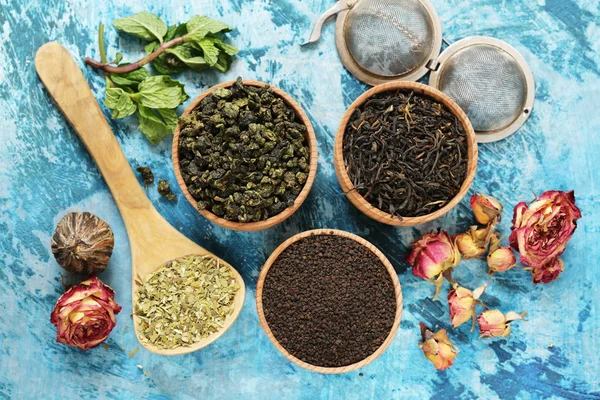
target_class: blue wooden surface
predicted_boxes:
[0,0,599,399]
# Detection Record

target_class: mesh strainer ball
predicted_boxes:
[429,37,535,142]
[344,0,436,77]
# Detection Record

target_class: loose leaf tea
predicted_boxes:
[136,166,154,189]
[343,90,468,218]
[157,179,176,200]
[134,255,239,350]
[261,233,397,367]
[178,78,311,222]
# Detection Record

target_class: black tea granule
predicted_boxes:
[261,233,397,368]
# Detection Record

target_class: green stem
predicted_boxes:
[97,23,111,87]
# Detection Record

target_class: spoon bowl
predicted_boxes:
[35,42,246,356]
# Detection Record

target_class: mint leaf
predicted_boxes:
[166,44,209,70]
[164,23,187,42]
[214,53,233,73]
[137,105,178,144]
[109,68,150,87]
[113,52,124,65]
[145,41,187,74]
[135,76,188,109]
[185,16,231,42]
[211,38,239,56]
[105,88,137,119]
[113,12,167,43]
[192,38,220,66]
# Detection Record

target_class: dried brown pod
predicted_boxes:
[51,212,114,274]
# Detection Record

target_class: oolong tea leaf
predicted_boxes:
[113,11,168,43]
[177,78,311,223]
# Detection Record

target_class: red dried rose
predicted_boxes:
[50,276,122,350]
[509,190,581,276]
[532,257,564,284]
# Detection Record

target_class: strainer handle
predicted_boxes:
[302,0,353,45]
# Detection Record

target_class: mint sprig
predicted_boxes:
[85,12,238,144]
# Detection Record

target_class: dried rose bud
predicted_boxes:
[50,276,122,350]
[406,230,461,299]
[477,310,526,338]
[448,282,489,329]
[470,194,503,225]
[510,190,581,274]
[419,322,458,371]
[454,225,494,259]
[532,257,564,284]
[487,234,517,274]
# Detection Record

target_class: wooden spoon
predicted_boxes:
[35,42,246,356]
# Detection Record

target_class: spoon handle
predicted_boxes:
[34,42,153,226]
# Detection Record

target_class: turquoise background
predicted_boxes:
[1,0,599,399]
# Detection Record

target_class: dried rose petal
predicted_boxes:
[532,257,564,284]
[50,276,122,350]
[477,310,526,338]
[448,282,489,329]
[487,234,517,274]
[470,194,503,226]
[419,322,459,371]
[509,191,581,274]
[407,230,460,299]
[455,225,494,259]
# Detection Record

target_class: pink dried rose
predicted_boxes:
[448,282,489,330]
[454,224,494,259]
[50,276,122,350]
[470,194,503,226]
[406,230,461,299]
[532,257,564,284]
[419,322,459,371]
[509,190,581,272]
[487,234,517,275]
[477,310,526,338]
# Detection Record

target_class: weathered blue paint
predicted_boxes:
[0,0,599,399]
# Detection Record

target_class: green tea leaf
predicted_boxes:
[137,105,178,144]
[185,16,231,43]
[135,76,188,109]
[109,68,150,87]
[166,44,209,70]
[105,87,137,118]
[113,12,168,43]
[192,38,220,66]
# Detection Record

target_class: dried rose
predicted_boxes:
[487,234,517,274]
[477,310,526,338]
[448,282,489,330]
[454,224,494,259]
[532,257,564,284]
[406,230,461,299]
[509,190,581,271]
[470,194,503,225]
[419,322,459,371]
[50,276,122,350]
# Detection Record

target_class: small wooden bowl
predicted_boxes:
[256,229,403,374]
[333,82,478,226]
[172,80,318,232]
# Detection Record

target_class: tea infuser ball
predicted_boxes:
[304,0,536,142]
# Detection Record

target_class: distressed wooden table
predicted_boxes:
[0,0,598,399]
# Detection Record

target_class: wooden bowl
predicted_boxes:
[256,229,403,374]
[333,82,478,226]
[172,80,318,232]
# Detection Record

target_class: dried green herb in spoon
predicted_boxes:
[134,255,240,350]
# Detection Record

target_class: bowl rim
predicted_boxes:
[172,79,319,232]
[333,81,478,226]
[256,228,403,374]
